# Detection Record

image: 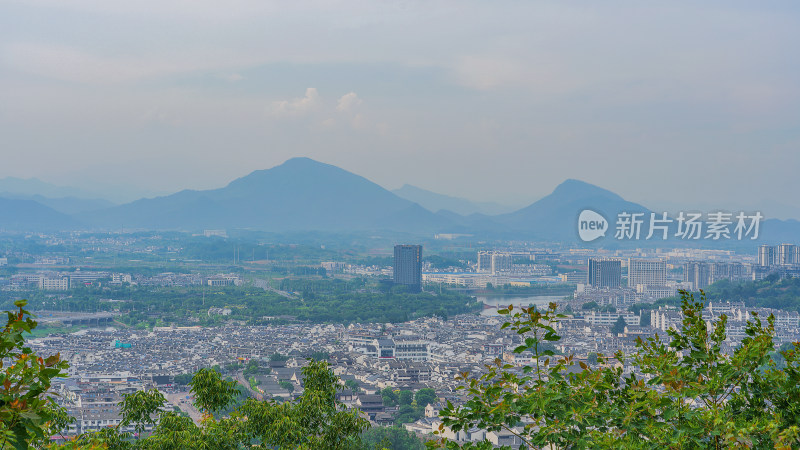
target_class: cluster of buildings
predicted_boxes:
[758,243,800,266]
[32,290,800,443]
[7,235,800,446]
[29,315,512,436]
[683,261,750,289]
[572,253,775,309]
[2,271,131,291]
[0,271,241,291]
[333,244,800,296]
[573,258,684,308]
[651,302,800,345]
[755,243,800,280]
[422,250,555,289]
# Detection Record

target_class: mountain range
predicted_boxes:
[81,158,450,232]
[0,157,798,245]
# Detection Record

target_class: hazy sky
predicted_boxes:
[2,1,799,214]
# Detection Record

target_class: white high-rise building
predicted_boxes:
[628,258,667,289]
[477,251,493,273]
[477,251,513,275]
[777,243,798,265]
[491,253,512,274]
[758,245,775,266]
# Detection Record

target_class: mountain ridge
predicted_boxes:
[81,157,450,232]
[3,158,799,245]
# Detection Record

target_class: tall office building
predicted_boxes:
[683,261,748,290]
[684,261,712,290]
[477,251,513,275]
[777,244,798,265]
[758,245,776,267]
[628,258,667,289]
[491,253,512,274]
[711,262,748,282]
[394,245,422,293]
[477,251,493,273]
[757,244,800,267]
[587,258,621,288]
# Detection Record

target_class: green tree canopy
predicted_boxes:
[381,387,398,407]
[433,292,800,449]
[610,315,626,334]
[358,425,425,450]
[0,300,70,449]
[398,390,413,406]
[269,353,290,362]
[414,388,437,408]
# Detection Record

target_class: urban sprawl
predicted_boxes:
[2,234,799,447]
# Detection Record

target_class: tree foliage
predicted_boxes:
[344,379,361,393]
[398,390,413,406]
[381,387,398,407]
[432,291,800,449]
[236,360,370,449]
[52,360,369,449]
[4,279,480,327]
[358,425,425,450]
[0,300,70,449]
[610,315,626,334]
[414,388,437,408]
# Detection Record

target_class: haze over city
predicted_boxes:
[2,1,800,215]
[5,2,800,448]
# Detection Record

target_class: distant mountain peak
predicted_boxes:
[84,157,452,232]
[493,178,648,240]
[275,157,342,173]
[551,178,624,201]
[281,156,318,165]
[225,157,372,193]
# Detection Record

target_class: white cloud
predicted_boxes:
[270,88,320,117]
[336,92,362,112]
[274,89,376,132]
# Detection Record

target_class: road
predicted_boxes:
[252,279,297,299]
[234,371,264,401]
[166,391,203,424]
